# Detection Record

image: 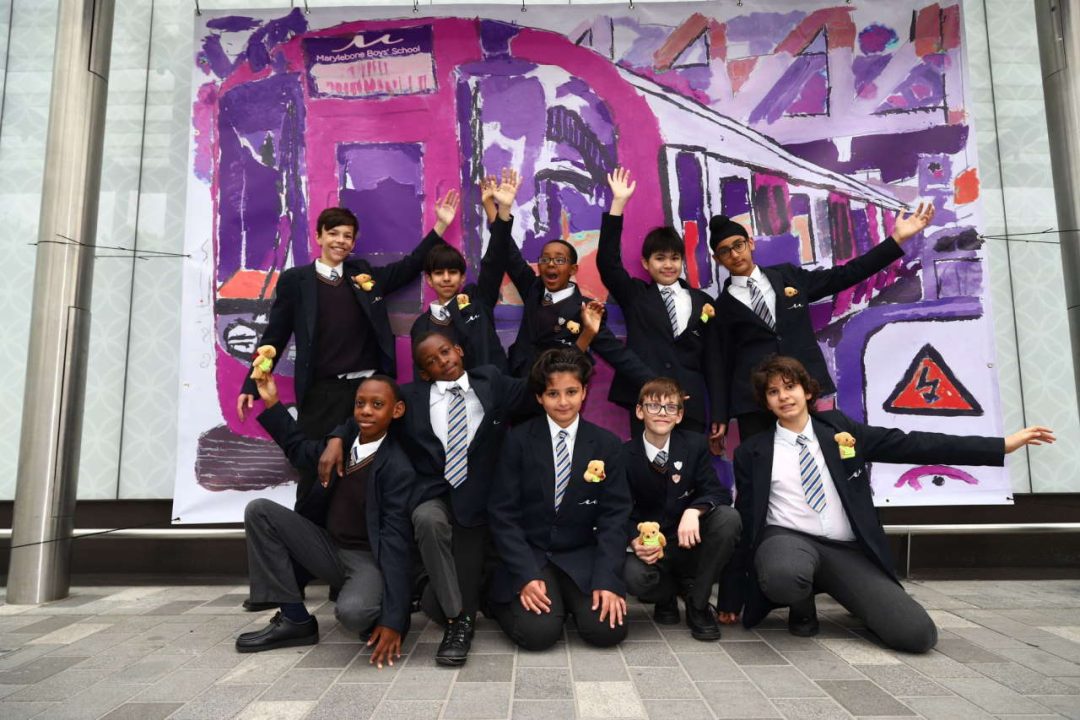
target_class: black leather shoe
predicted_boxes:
[235,612,319,653]
[788,597,820,637]
[653,597,680,625]
[686,602,722,641]
[241,598,278,612]
[435,615,474,666]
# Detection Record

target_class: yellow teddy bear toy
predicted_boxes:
[583,459,606,483]
[249,345,276,381]
[834,432,856,459]
[636,521,666,560]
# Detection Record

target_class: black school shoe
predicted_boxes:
[788,596,820,637]
[235,612,319,653]
[653,597,681,625]
[435,615,474,666]
[686,602,722,641]
[242,599,278,612]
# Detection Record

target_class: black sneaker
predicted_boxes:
[788,596,820,637]
[235,612,319,653]
[653,597,680,625]
[686,602,722,641]
[435,614,474,666]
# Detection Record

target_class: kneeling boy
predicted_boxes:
[236,374,413,669]
[624,378,741,641]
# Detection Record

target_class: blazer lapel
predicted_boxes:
[762,266,786,327]
[411,383,443,463]
[468,373,495,453]
[722,278,774,333]
[300,264,318,340]
[531,420,556,513]
[647,284,678,340]
[811,416,854,511]
[565,424,595,510]
[751,434,775,538]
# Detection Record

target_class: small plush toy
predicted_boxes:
[353,273,375,291]
[250,345,276,381]
[583,459,606,483]
[784,286,799,297]
[636,521,666,559]
[834,432,856,459]
[456,293,470,310]
[565,320,581,335]
[700,303,715,324]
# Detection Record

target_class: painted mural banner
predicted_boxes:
[175,1,1005,523]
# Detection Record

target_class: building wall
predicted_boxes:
[0,0,1076,501]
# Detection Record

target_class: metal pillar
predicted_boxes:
[6,0,114,604]
[1036,1,1080,412]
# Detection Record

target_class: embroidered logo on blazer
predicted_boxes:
[465,314,479,324]
[674,460,683,470]
[578,499,598,506]
[677,490,692,499]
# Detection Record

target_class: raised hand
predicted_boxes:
[607,167,636,216]
[480,175,499,224]
[891,202,935,244]
[434,188,460,235]
[254,375,279,408]
[493,168,521,217]
[1004,425,1056,453]
[581,300,605,336]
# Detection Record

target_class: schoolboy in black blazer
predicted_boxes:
[706,203,934,448]
[623,378,740,641]
[488,349,633,651]
[237,197,458,506]
[598,169,717,435]
[237,374,414,669]
[409,175,514,375]
[733,355,1054,652]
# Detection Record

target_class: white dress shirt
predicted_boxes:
[348,433,386,468]
[726,265,777,322]
[429,373,484,450]
[766,419,855,541]
[642,433,671,464]
[547,414,580,472]
[545,283,577,305]
[429,300,452,322]
[315,258,343,281]
[656,281,692,335]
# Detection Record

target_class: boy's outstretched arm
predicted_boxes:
[254,375,325,472]
[596,168,639,307]
[492,169,539,300]
[237,272,298,420]
[475,170,521,309]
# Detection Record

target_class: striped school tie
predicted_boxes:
[444,385,468,488]
[651,449,668,473]
[796,435,826,513]
[660,287,679,336]
[543,291,554,306]
[554,429,570,511]
[329,269,340,282]
[747,278,775,329]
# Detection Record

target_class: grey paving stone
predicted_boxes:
[106,654,189,683]
[29,681,142,720]
[386,670,454,701]
[948,626,1028,649]
[339,653,407,683]
[5,668,111,702]
[934,638,1007,664]
[968,661,1080,695]
[939,676,1056,715]
[998,648,1080,677]
[456,653,514,682]
[470,631,517,654]
[677,650,740,680]
[305,684,387,720]
[516,643,568,667]
[13,617,88,636]
[855,663,951,696]
[903,695,998,720]
[642,698,712,719]
[575,681,646,718]
[898,649,985,678]
[403,643,441,669]
[219,653,300,684]
[143,602,203,617]
[570,651,629,681]
[260,667,340,701]
[98,703,183,720]
[781,649,866,680]
[43,597,104,610]
[696,680,780,718]
[0,702,59,720]
[770,698,851,719]
[514,667,573,700]
[723,642,789,666]
[200,593,248,608]
[656,626,728,653]
[817,679,915,715]
[0,684,25,699]
[623,622,662,642]
[131,667,221,702]
[621,642,678,667]
[0,646,64,674]
[443,682,512,719]
[0,656,88,686]
[756,629,827,652]
[295,642,361,668]
[743,666,827,698]
[168,683,265,720]
[369,700,444,719]
[628,666,698,699]
[1028,695,1080,720]
[512,699,576,719]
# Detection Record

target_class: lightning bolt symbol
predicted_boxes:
[916,364,940,403]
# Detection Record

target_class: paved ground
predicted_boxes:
[0,580,1079,719]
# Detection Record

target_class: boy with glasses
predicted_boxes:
[623,378,741,640]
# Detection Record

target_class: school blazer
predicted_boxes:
[408,218,512,375]
[496,224,654,387]
[487,416,632,602]
[345,365,531,527]
[732,409,1004,628]
[709,238,904,423]
[624,428,731,541]
[597,213,717,427]
[241,230,447,403]
[257,404,415,634]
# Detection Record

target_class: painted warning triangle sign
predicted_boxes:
[883,344,984,416]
